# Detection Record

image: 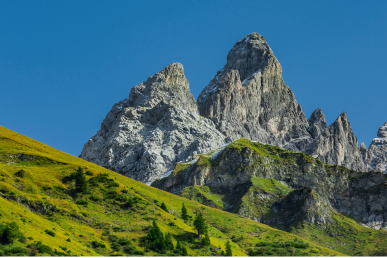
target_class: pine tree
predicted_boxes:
[75,167,88,193]
[205,231,211,245]
[160,202,168,212]
[176,240,181,251]
[225,240,232,256]
[165,232,174,250]
[193,212,207,238]
[181,245,188,256]
[181,203,189,223]
[146,220,166,252]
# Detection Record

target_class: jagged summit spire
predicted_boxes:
[128,62,198,113]
[308,108,328,139]
[197,32,311,152]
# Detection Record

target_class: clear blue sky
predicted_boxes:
[1,0,386,156]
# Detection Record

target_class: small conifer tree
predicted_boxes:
[75,167,88,193]
[181,203,189,223]
[160,202,168,212]
[193,212,207,238]
[146,220,166,252]
[181,245,188,256]
[225,240,232,256]
[165,232,174,250]
[205,231,211,245]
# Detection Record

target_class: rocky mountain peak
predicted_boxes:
[362,122,387,173]
[80,62,226,184]
[308,108,328,139]
[225,32,278,80]
[128,62,198,113]
[377,123,387,138]
[197,33,280,107]
[197,32,311,153]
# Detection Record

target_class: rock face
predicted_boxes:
[361,122,387,173]
[153,138,387,230]
[304,110,367,172]
[197,33,313,153]
[80,63,226,184]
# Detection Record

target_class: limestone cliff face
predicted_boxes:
[197,33,313,152]
[153,139,387,230]
[304,110,367,172]
[361,122,387,173]
[80,63,226,184]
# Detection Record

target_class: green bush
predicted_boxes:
[91,241,106,249]
[3,246,29,256]
[45,229,56,237]
[75,199,89,206]
[89,195,101,202]
[27,241,55,255]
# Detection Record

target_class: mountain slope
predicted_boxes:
[0,125,342,256]
[153,138,387,256]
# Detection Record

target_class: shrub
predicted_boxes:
[75,199,89,206]
[91,241,106,249]
[45,229,56,237]
[85,170,94,176]
[89,195,101,201]
[123,245,138,254]
[4,246,29,256]
[27,241,54,255]
[122,198,134,208]
[160,202,168,212]
[118,238,132,246]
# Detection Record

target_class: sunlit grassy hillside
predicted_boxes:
[0,125,344,256]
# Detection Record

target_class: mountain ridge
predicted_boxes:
[80,32,371,184]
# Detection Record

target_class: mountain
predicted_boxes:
[81,32,368,184]
[361,122,387,173]
[0,125,346,256]
[80,63,226,184]
[197,33,312,153]
[152,138,387,256]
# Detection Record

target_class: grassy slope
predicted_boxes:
[0,126,343,256]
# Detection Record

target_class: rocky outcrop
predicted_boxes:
[80,63,226,184]
[128,63,198,114]
[361,122,387,173]
[197,33,313,153]
[304,110,367,172]
[153,138,387,229]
